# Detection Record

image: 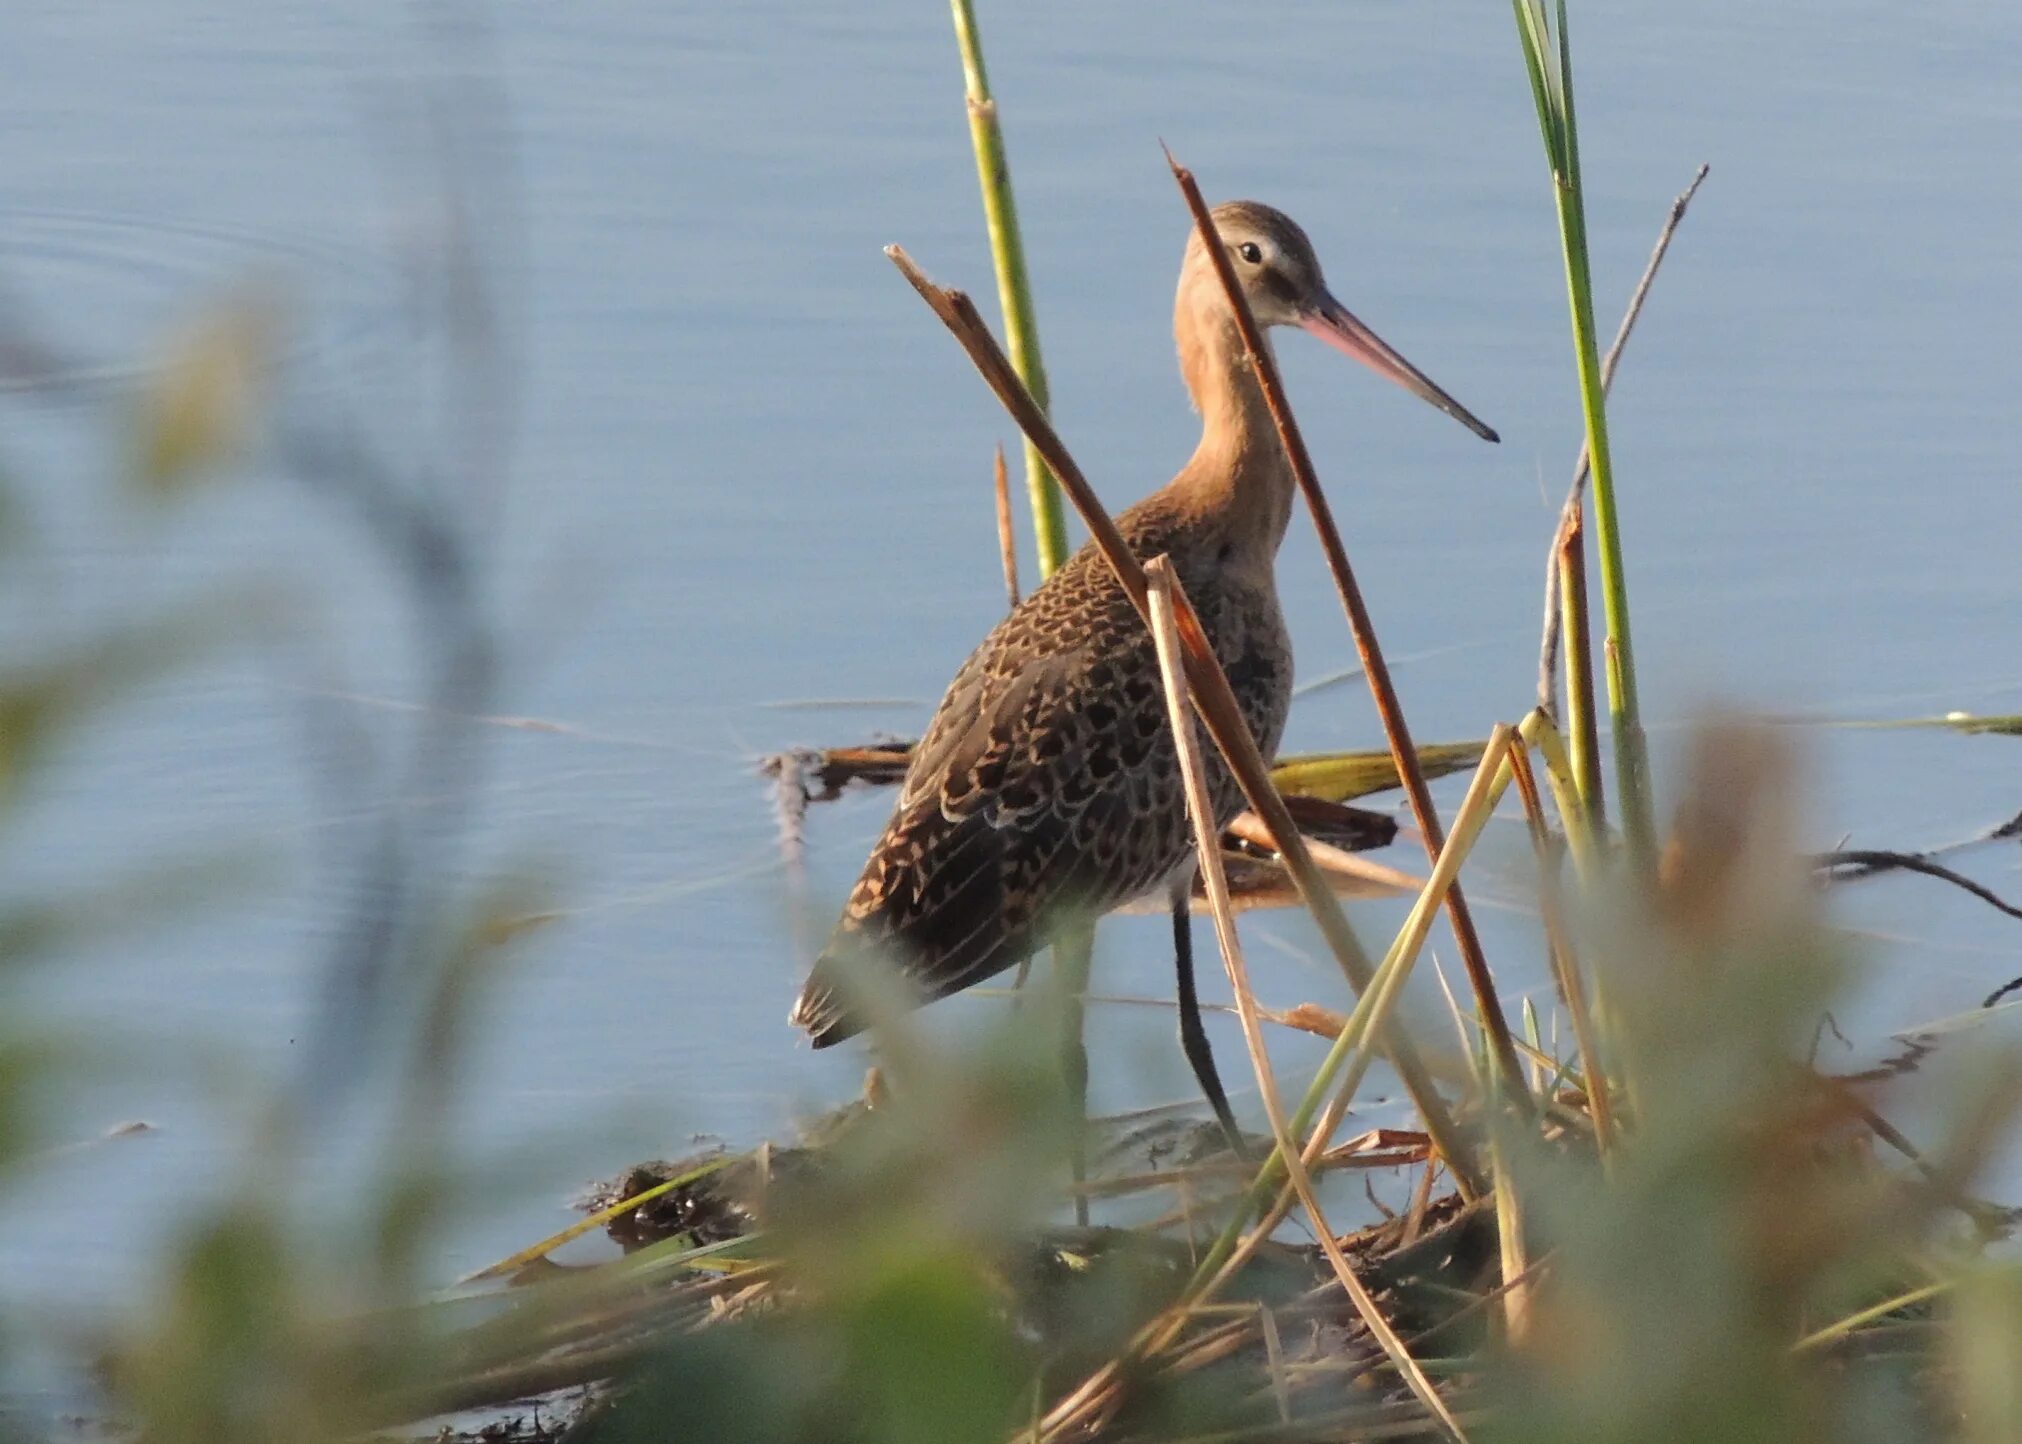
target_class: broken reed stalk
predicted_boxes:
[1037,730,1525,1441]
[1512,0,1657,864]
[1557,514,1604,824]
[1552,503,1601,833]
[948,0,1067,576]
[1146,557,1468,1444]
[881,243,1482,1196]
[1223,812,1426,894]
[1164,147,1529,1110]
[1170,729,1520,1350]
[1505,730,1614,1156]
[992,442,1020,608]
[1520,708,1597,878]
[1281,728,1519,1157]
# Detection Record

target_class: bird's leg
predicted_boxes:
[1053,923,1094,1228]
[1172,878,1245,1156]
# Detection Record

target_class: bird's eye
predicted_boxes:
[1237,242,1263,264]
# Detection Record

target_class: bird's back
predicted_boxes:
[791,494,1292,1046]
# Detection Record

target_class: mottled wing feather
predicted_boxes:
[793,506,1290,1047]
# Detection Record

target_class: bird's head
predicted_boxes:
[1180,200,1498,443]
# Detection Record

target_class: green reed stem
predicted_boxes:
[1513,0,1655,865]
[949,0,1067,578]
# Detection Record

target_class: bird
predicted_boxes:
[792,200,1497,1151]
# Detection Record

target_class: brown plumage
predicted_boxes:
[792,201,1495,1047]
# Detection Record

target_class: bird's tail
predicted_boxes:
[788,947,865,1049]
[790,896,1045,1048]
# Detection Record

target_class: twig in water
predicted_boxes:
[1815,848,2022,1011]
[1816,848,2022,923]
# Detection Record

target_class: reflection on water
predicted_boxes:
[1,0,2019,1309]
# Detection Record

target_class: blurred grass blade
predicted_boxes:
[1953,1264,2022,1441]
[130,287,280,497]
[0,592,259,811]
[1793,1279,1954,1354]
[0,851,256,972]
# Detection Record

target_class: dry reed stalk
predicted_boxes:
[1164,148,1528,1110]
[1257,1305,1293,1425]
[882,242,1480,1197]
[1137,729,1520,1414]
[1489,1132,1531,1344]
[1402,1158,1440,1247]
[1519,709,1597,877]
[1158,1315,1275,1384]
[1160,731,1527,1338]
[1556,514,1604,822]
[993,441,1020,609]
[1319,1141,1433,1170]
[1147,557,1469,1444]
[1327,1251,1558,1401]
[1223,812,1426,893]
[1505,731,1614,1155]
[1261,729,1520,1185]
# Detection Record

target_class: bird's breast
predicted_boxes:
[1191,573,1294,765]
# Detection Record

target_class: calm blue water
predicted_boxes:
[2,0,2018,1328]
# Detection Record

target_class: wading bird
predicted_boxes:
[792,201,1496,1153]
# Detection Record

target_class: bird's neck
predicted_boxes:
[1172,292,1296,562]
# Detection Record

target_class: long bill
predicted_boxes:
[1301,290,1500,443]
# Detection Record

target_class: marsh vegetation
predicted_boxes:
[2,4,2021,1443]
